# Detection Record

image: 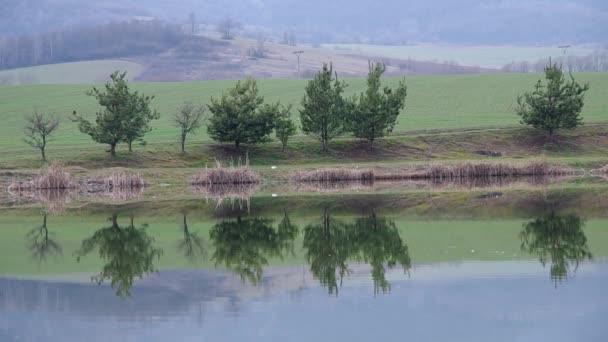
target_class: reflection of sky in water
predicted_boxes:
[1,261,606,342]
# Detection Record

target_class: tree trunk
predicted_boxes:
[41,136,46,161]
[181,135,186,153]
[109,143,117,158]
[235,140,240,149]
[128,141,133,152]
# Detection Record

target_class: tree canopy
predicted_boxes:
[299,63,349,152]
[72,71,159,156]
[516,62,590,137]
[207,78,281,148]
[349,62,407,147]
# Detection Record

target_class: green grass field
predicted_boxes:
[0,60,144,86]
[322,44,602,68]
[1,72,607,157]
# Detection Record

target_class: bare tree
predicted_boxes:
[173,102,206,153]
[217,17,241,40]
[24,111,60,161]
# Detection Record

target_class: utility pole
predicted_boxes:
[293,50,304,77]
[558,44,571,71]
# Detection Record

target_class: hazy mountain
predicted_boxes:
[2,0,607,45]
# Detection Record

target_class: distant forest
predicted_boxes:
[2,0,608,46]
[0,20,221,70]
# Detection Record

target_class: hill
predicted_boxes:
[3,0,608,46]
[0,60,144,85]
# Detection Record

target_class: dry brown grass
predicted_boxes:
[8,162,77,191]
[192,160,260,185]
[290,168,375,183]
[95,172,147,190]
[421,161,577,180]
[591,165,608,174]
[291,162,577,184]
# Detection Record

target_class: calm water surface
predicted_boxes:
[0,190,607,341]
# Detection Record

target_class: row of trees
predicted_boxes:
[23,61,588,160]
[207,62,407,152]
[502,52,608,73]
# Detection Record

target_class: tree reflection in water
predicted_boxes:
[177,214,207,263]
[520,211,593,285]
[304,208,411,295]
[27,213,62,263]
[75,214,163,297]
[210,210,298,285]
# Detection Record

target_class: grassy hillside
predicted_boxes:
[0,60,144,86]
[323,44,602,68]
[1,73,607,156]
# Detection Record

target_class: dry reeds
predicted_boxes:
[591,165,608,175]
[290,162,578,184]
[192,160,260,186]
[421,161,577,180]
[290,168,375,183]
[100,171,147,190]
[8,162,77,191]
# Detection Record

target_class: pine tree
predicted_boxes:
[274,104,297,151]
[71,71,159,157]
[517,62,590,138]
[207,78,278,148]
[349,62,407,147]
[299,63,348,152]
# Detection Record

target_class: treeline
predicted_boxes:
[0,20,184,70]
[502,52,608,73]
[24,60,589,161]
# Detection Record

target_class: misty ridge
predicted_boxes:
[2,0,608,45]
[1,0,608,83]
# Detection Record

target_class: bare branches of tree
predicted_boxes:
[173,101,206,153]
[24,111,59,161]
[217,17,241,40]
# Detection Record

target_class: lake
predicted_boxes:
[1,187,607,341]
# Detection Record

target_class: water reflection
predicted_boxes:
[75,214,163,297]
[177,213,207,263]
[210,211,298,285]
[26,214,62,263]
[520,212,593,285]
[9,189,75,214]
[304,209,411,295]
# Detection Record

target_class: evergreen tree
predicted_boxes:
[71,71,159,157]
[207,78,278,148]
[274,104,297,151]
[516,62,590,138]
[299,63,349,152]
[349,62,407,148]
